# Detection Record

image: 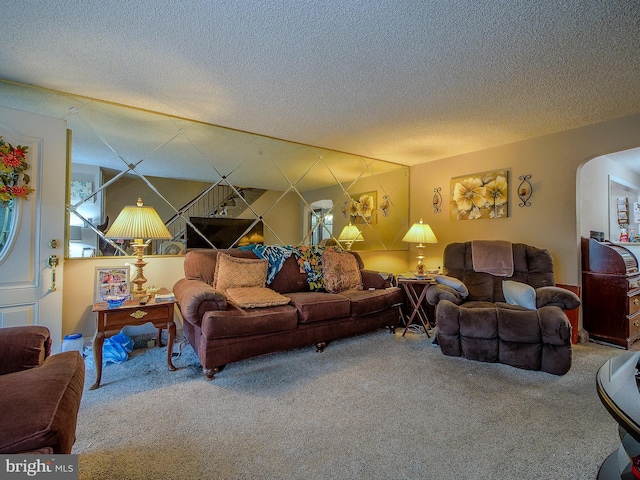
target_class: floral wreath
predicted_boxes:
[0,136,33,206]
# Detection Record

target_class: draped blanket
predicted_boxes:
[239,244,338,289]
[471,240,514,277]
[239,245,293,284]
[292,245,336,291]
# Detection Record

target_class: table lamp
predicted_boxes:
[338,223,364,251]
[402,219,438,275]
[105,198,172,296]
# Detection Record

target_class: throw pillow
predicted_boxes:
[213,252,268,295]
[434,275,469,298]
[225,287,291,309]
[322,250,363,293]
[502,280,537,310]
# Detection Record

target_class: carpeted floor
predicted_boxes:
[74,329,625,479]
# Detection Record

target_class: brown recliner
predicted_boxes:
[426,242,580,375]
[0,326,85,453]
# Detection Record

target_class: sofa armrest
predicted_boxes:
[536,286,581,310]
[360,270,393,289]
[0,351,85,454]
[173,278,227,328]
[426,284,463,306]
[0,326,51,376]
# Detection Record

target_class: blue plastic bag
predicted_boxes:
[84,331,134,368]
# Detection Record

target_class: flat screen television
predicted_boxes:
[186,217,264,249]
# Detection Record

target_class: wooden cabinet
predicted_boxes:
[581,237,640,348]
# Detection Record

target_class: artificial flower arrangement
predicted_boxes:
[0,136,33,206]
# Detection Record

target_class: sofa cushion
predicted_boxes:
[322,250,363,293]
[269,256,310,294]
[461,271,495,302]
[213,252,268,294]
[201,304,298,338]
[502,280,537,310]
[497,307,542,343]
[226,287,291,309]
[285,291,351,323]
[459,305,498,339]
[0,325,50,375]
[184,249,258,285]
[338,287,403,317]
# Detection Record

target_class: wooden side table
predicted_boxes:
[398,277,435,337]
[90,289,176,390]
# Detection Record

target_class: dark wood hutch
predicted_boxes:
[581,237,640,348]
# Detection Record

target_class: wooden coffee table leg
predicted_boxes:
[90,331,105,390]
[167,321,176,371]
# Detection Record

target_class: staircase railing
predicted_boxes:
[151,184,236,254]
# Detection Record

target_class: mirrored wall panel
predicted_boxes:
[0,80,409,257]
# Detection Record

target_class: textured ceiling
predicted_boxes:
[1,0,639,166]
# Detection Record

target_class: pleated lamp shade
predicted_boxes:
[105,198,171,241]
[402,219,437,275]
[401,219,438,245]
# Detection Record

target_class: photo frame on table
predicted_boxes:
[94,266,131,303]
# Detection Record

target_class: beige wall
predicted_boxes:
[409,113,640,286]
[103,170,212,224]
[238,190,302,245]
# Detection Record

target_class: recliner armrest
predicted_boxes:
[536,286,581,310]
[0,326,51,376]
[426,284,464,306]
[173,278,227,328]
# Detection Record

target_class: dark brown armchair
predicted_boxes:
[426,241,580,375]
[0,326,85,454]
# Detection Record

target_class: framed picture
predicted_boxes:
[94,266,130,303]
[70,180,94,203]
[345,191,377,224]
[450,170,509,220]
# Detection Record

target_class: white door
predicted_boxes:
[0,106,67,352]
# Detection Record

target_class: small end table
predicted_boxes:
[397,277,435,337]
[90,288,176,390]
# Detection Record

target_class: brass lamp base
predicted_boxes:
[131,242,148,297]
[416,244,425,275]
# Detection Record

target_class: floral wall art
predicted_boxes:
[343,191,377,224]
[450,170,509,220]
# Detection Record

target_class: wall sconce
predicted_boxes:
[402,219,438,275]
[338,223,364,251]
[518,175,533,207]
[105,198,172,296]
[381,195,390,217]
[433,187,442,213]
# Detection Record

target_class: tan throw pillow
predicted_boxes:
[226,287,291,309]
[322,250,363,293]
[213,252,268,295]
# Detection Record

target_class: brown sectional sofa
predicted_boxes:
[173,247,403,379]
